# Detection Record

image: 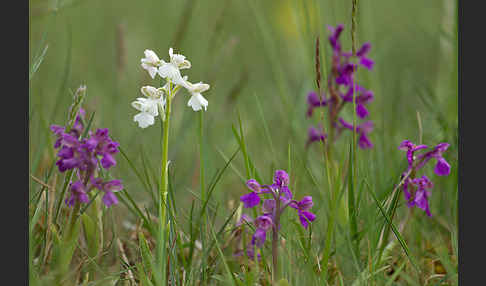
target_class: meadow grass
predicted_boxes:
[29,0,457,285]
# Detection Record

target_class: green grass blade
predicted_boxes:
[365,181,419,272]
[118,146,154,199]
[254,92,277,163]
[208,219,239,286]
[53,169,74,224]
[188,147,240,265]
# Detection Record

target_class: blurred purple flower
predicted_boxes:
[306,24,374,151]
[355,88,374,119]
[328,24,344,53]
[245,245,261,261]
[306,126,327,148]
[338,118,374,149]
[251,228,267,247]
[306,91,327,117]
[356,43,374,70]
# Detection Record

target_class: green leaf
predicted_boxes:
[139,232,154,269]
[136,261,154,286]
[81,212,101,258]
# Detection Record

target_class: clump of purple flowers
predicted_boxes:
[51,109,123,208]
[306,24,374,149]
[237,170,316,261]
[398,140,451,216]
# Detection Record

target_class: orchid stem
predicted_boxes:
[158,81,172,286]
[272,192,281,282]
[199,111,205,202]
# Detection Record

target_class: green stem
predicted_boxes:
[198,109,206,284]
[158,82,173,286]
[272,193,281,282]
[199,111,205,202]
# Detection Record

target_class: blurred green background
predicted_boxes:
[29,0,457,194]
[29,0,457,280]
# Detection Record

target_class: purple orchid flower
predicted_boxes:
[290,196,316,228]
[237,170,316,260]
[65,181,90,207]
[92,178,124,207]
[240,192,261,208]
[398,140,428,171]
[411,176,433,216]
[416,143,451,176]
[398,140,451,216]
[273,170,290,187]
[52,117,122,208]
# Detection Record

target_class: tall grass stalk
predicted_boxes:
[349,0,361,266]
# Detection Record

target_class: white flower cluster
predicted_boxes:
[132,48,210,128]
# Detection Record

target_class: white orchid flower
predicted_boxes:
[141,50,162,79]
[185,81,210,111]
[131,86,166,128]
[169,48,191,69]
[158,48,191,85]
[132,98,158,128]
